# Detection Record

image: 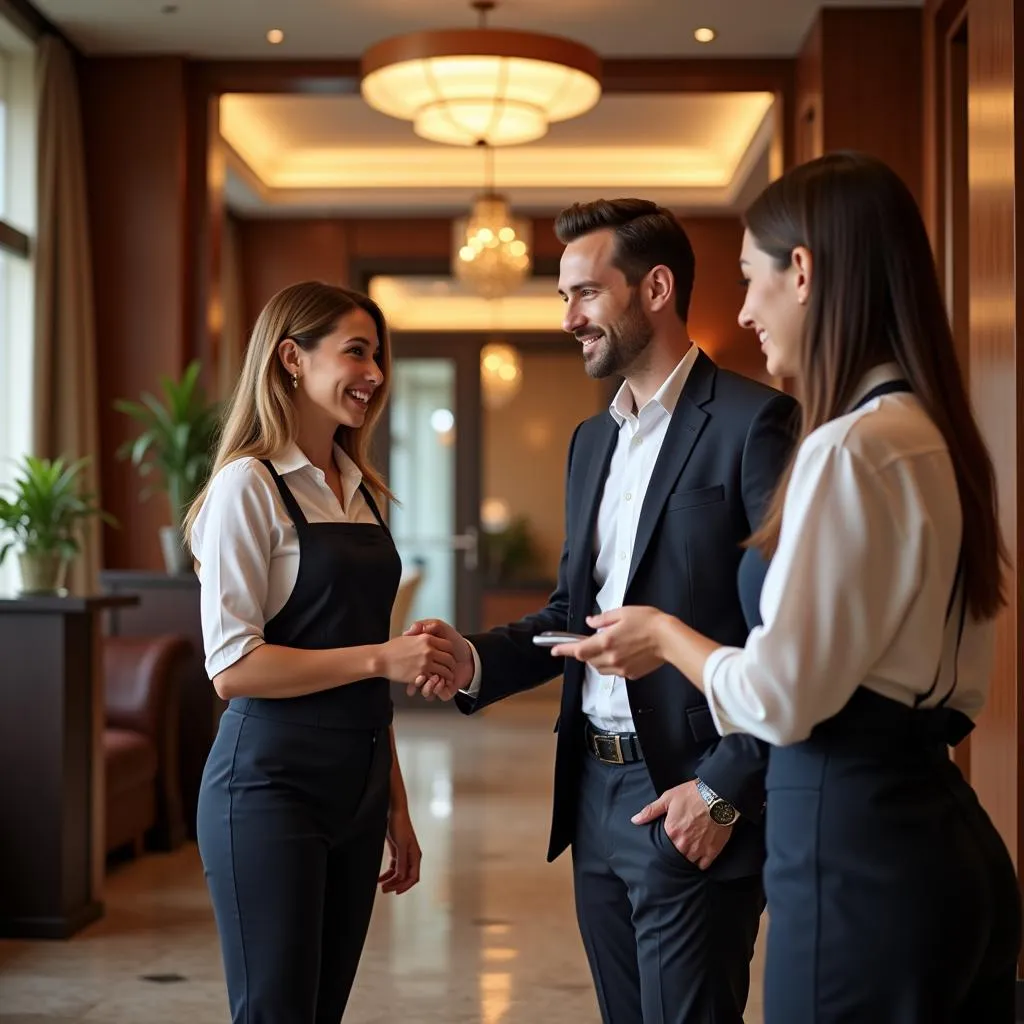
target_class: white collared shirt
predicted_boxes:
[190,442,377,679]
[704,363,995,745]
[583,346,701,732]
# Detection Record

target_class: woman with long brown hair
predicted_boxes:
[187,281,456,1023]
[549,154,1021,1021]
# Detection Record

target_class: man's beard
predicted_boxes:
[580,290,654,380]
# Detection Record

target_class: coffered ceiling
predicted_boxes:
[220,91,775,215]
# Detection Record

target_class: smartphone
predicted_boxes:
[532,631,589,647]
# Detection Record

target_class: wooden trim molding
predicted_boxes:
[0,219,30,258]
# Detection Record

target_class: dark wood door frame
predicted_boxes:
[924,0,970,778]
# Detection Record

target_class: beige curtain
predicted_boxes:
[32,35,101,596]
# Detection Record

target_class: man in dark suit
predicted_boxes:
[408,199,797,1023]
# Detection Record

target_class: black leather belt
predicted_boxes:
[585,721,644,764]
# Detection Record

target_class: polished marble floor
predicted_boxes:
[0,699,767,1023]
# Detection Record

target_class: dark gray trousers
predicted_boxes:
[572,752,764,1024]
[197,710,391,1024]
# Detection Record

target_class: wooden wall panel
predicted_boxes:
[683,216,766,382]
[236,219,350,332]
[79,58,190,571]
[795,8,924,203]
[794,16,823,166]
[820,9,925,203]
[965,0,1023,869]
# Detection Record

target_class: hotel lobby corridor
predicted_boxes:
[0,699,768,1023]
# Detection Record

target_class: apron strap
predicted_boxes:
[260,459,308,527]
[360,483,393,540]
[929,550,969,710]
[851,379,913,410]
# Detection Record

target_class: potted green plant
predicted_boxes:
[115,360,220,574]
[0,454,116,595]
[480,514,539,585]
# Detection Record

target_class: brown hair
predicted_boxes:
[555,198,696,321]
[184,281,394,542]
[746,152,1005,619]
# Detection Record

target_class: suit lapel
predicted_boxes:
[569,415,619,611]
[624,351,716,595]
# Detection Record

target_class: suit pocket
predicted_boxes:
[686,705,719,744]
[666,484,725,512]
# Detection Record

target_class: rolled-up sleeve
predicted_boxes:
[704,442,914,745]
[191,460,277,680]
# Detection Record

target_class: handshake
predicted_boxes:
[376,619,474,700]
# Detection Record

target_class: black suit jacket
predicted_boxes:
[456,350,798,879]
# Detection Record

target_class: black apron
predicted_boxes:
[759,381,1021,1023]
[226,459,401,729]
[197,458,403,1024]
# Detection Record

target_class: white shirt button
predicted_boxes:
[619,551,627,561]
[625,492,632,502]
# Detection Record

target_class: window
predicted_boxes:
[0,20,37,596]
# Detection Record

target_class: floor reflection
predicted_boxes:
[0,699,766,1023]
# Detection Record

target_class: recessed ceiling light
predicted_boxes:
[266,28,285,45]
[694,27,716,44]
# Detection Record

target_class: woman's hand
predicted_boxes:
[551,606,672,678]
[376,634,456,684]
[379,805,422,895]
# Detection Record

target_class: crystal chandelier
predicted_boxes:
[480,341,523,408]
[454,194,532,300]
[453,145,532,299]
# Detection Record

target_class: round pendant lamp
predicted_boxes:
[360,1,602,147]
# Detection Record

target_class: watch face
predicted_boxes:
[709,802,737,826]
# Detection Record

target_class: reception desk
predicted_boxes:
[0,593,136,938]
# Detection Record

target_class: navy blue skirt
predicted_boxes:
[763,689,1020,1024]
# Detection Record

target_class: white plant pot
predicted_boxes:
[17,551,67,595]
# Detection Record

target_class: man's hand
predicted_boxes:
[403,619,474,700]
[631,780,732,871]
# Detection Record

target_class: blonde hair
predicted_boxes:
[184,281,395,543]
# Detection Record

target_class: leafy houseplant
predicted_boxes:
[115,360,220,574]
[0,455,116,595]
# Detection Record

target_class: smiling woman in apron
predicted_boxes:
[184,281,458,1024]
[548,154,1022,1023]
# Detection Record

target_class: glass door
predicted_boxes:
[382,337,483,643]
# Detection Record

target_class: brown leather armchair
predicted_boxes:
[103,634,189,857]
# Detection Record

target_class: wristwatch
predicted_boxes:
[695,779,738,827]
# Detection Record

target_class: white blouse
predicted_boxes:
[190,442,378,680]
[704,364,996,746]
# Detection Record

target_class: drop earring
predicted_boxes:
[291,373,299,390]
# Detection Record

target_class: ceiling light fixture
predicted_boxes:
[360,0,602,147]
[267,28,285,45]
[694,27,716,44]
[452,144,532,299]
